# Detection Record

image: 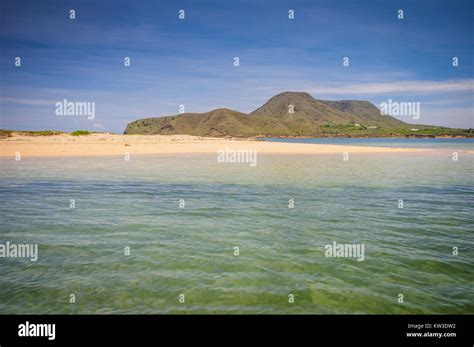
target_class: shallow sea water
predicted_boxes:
[0,148,472,313]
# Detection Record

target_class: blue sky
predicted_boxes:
[1,0,473,132]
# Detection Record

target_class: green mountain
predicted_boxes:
[124,92,471,137]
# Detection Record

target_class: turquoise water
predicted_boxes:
[262,137,474,149]
[0,149,473,314]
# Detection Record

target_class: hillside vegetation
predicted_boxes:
[124,92,472,138]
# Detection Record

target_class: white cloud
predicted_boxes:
[412,107,474,128]
[308,79,474,95]
[0,97,53,106]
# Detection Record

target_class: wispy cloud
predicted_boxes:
[308,80,474,95]
[0,97,54,106]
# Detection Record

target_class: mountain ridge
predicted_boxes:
[124,92,471,138]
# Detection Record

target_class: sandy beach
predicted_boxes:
[0,133,441,158]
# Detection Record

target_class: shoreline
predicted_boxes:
[0,133,471,158]
[258,135,473,139]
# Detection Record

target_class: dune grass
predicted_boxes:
[0,129,64,137]
[70,130,91,136]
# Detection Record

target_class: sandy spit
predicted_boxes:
[0,133,449,158]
